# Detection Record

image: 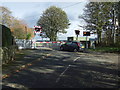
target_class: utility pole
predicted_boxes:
[25,26,27,48]
[76,34,78,41]
[83,31,90,49]
[86,36,88,49]
[25,26,27,40]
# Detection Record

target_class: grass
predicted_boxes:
[88,46,120,53]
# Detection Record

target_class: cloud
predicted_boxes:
[23,12,41,27]
[21,2,88,40]
[3,2,88,40]
[22,2,86,27]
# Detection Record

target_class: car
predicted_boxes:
[60,41,84,52]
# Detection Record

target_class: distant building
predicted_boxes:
[67,37,89,42]
[67,36,97,48]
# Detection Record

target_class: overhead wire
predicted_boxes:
[62,2,82,9]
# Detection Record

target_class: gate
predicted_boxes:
[15,39,32,49]
[15,39,66,50]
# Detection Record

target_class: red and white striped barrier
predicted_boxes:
[33,41,66,44]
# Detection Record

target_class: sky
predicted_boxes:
[1,0,97,40]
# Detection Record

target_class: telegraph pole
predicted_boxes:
[86,36,88,49]
[25,26,27,48]
[25,26,27,40]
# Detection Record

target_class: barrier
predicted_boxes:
[33,41,66,50]
[15,39,66,50]
[15,39,32,49]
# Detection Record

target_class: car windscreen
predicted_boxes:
[65,42,72,45]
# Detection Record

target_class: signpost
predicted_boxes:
[33,26,42,48]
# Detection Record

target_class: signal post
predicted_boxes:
[83,31,90,49]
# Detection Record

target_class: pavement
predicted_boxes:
[2,48,52,78]
[2,47,119,89]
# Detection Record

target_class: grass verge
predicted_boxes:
[88,46,120,53]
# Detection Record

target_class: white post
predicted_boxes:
[86,36,88,49]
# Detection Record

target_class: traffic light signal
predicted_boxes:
[34,26,42,32]
[83,32,90,36]
[35,28,39,32]
[75,30,80,35]
[35,27,42,32]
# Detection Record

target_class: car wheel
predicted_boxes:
[73,48,77,52]
[60,47,64,51]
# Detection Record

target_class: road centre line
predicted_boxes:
[56,65,70,83]
[55,57,80,83]
[73,57,80,62]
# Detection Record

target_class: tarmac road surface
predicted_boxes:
[2,48,119,89]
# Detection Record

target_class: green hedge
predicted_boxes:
[0,24,14,47]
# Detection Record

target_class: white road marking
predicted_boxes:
[56,65,70,83]
[56,57,80,83]
[73,57,80,62]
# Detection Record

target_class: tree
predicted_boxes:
[79,2,103,45]
[0,6,34,39]
[0,6,12,27]
[79,2,119,46]
[37,6,69,41]
[118,2,120,26]
[12,28,26,39]
[11,18,34,39]
[27,28,34,39]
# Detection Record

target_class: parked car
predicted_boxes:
[60,41,85,52]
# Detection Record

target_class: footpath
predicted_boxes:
[2,48,52,80]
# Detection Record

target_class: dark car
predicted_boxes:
[60,41,84,52]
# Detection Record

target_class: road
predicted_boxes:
[2,48,119,89]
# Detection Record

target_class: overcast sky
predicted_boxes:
[1,0,97,40]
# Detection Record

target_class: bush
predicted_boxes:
[0,24,18,64]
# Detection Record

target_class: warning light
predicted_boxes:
[75,30,80,35]
[34,26,42,32]
[83,32,90,36]
[35,28,41,32]
[83,32,86,34]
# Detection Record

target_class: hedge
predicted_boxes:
[0,24,14,47]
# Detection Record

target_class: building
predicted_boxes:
[67,36,97,48]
